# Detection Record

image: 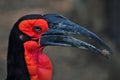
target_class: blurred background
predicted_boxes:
[0,0,120,80]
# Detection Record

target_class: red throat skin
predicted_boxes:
[23,41,52,80]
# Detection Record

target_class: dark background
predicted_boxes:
[0,0,120,80]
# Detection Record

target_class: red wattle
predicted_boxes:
[24,41,52,80]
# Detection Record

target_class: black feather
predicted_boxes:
[6,14,44,80]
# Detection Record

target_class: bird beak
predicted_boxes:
[40,14,112,57]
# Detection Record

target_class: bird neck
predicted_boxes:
[24,41,53,80]
[7,32,30,80]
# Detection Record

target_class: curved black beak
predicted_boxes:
[40,14,112,57]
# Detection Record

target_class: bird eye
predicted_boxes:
[33,26,41,33]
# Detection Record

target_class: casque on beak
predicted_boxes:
[40,14,112,57]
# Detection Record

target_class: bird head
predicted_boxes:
[11,14,111,56]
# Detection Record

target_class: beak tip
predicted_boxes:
[101,49,112,59]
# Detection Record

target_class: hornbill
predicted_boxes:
[6,14,111,80]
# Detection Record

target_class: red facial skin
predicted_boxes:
[19,19,52,80]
